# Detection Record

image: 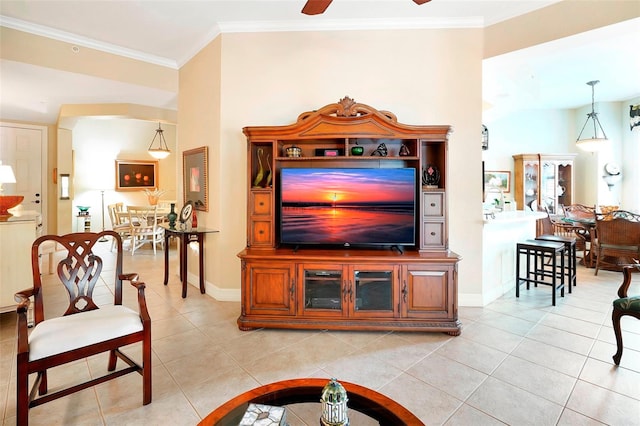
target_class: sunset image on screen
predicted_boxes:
[280,168,416,246]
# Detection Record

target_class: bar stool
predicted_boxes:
[516,239,566,306]
[536,234,577,291]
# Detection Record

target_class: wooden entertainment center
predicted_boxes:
[238,97,461,335]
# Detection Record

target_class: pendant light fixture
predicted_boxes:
[147,122,171,159]
[576,80,609,152]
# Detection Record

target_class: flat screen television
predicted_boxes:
[279,168,416,248]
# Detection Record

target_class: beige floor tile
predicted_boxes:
[163,345,239,388]
[454,322,524,353]
[557,408,607,425]
[362,332,450,371]
[435,336,508,374]
[511,337,587,377]
[322,348,405,391]
[407,353,488,400]
[444,403,507,425]
[526,323,595,355]
[566,380,640,425]
[491,355,577,405]
[151,315,197,340]
[152,328,216,364]
[104,392,200,426]
[379,373,462,425]
[589,339,640,373]
[467,377,563,426]
[579,357,640,399]
[538,312,603,339]
[476,310,538,336]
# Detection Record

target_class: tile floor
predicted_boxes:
[1,242,639,425]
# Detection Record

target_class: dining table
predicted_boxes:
[562,216,596,267]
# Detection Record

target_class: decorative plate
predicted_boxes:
[179,202,193,223]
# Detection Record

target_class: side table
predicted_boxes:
[160,224,219,298]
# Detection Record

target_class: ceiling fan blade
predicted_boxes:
[413,0,432,4]
[302,0,333,15]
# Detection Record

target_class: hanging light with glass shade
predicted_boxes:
[576,80,609,152]
[147,122,171,159]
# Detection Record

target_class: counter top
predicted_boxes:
[483,210,546,224]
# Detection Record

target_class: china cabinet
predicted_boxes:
[513,154,576,214]
[238,97,460,334]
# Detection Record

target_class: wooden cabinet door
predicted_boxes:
[244,261,295,316]
[401,265,454,319]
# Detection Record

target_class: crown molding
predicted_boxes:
[218,17,483,33]
[2,15,483,70]
[0,16,178,69]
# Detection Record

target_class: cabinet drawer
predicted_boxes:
[251,191,272,216]
[250,219,273,246]
[422,222,444,247]
[423,192,444,217]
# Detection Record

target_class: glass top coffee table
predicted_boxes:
[198,378,423,425]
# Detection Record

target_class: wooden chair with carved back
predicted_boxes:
[15,231,151,425]
[612,263,640,365]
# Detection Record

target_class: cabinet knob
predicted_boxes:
[259,201,264,206]
[430,202,436,207]
[430,231,436,236]
[258,230,264,235]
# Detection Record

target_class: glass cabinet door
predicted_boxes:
[354,270,393,312]
[524,161,539,210]
[302,268,343,313]
[540,161,558,213]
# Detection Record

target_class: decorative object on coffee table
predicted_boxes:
[239,403,287,426]
[321,378,349,426]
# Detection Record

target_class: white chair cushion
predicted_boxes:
[29,305,143,361]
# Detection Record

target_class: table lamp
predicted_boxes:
[0,162,24,217]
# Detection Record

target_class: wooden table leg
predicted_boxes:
[163,233,170,285]
[198,233,205,294]
[181,235,188,298]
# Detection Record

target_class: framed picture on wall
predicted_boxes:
[484,170,511,193]
[115,160,158,191]
[183,146,209,211]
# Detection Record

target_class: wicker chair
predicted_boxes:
[612,263,640,365]
[593,210,640,275]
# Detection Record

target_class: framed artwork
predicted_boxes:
[484,170,511,193]
[183,146,208,211]
[115,160,158,191]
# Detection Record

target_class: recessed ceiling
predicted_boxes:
[0,0,638,124]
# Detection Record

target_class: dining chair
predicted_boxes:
[107,202,130,251]
[127,205,165,255]
[593,210,640,275]
[15,231,152,425]
[612,263,640,365]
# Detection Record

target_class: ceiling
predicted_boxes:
[0,0,638,124]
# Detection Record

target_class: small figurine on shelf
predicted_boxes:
[191,210,198,228]
[371,143,388,157]
[399,143,410,156]
[422,164,440,188]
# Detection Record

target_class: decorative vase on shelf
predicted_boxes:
[167,203,177,228]
[350,140,364,156]
[253,148,265,187]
